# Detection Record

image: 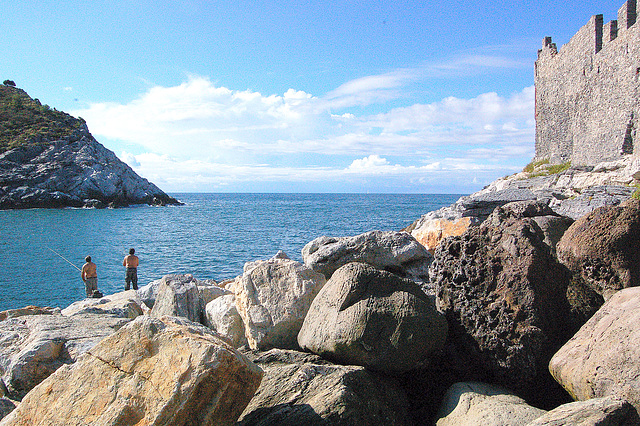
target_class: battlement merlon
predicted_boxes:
[618,0,637,30]
[603,20,618,46]
[537,36,557,59]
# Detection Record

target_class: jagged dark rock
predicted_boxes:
[0,85,181,209]
[429,202,574,408]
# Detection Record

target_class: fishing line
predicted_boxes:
[47,247,82,272]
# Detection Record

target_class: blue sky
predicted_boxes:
[1,0,627,193]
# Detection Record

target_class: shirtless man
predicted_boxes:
[123,248,139,290]
[81,256,98,298]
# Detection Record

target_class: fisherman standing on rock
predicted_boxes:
[123,248,139,290]
[81,256,98,298]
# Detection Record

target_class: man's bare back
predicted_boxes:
[123,254,139,268]
[81,261,97,280]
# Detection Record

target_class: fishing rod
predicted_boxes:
[48,247,82,272]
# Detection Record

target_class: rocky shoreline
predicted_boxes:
[1,172,640,424]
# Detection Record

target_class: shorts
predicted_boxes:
[84,277,98,297]
[125,267,138,290]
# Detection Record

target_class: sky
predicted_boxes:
[1,0,628,193]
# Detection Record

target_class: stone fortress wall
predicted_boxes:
[535,0,640,165]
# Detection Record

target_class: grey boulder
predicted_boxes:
[238,348,412,426]
[61,290,145,318]
[150,274,204,323]
[298,262,447,373]
[205,294,247,348]
[302,230,432,283]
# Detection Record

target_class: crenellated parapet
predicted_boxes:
[534,0,640,166]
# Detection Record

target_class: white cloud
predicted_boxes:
[122,151,520,193]
[347,155,390,171]
[324,69,417,109]
[71,66,536,192]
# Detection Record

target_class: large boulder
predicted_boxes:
[302,230,432,283]
[235,254,326,350]
[1,316,263,426]
[527,396,639,426]
[0,314,130,399]
[150,274,204,323]
[557,198,640,301]
[238,348,412,426]
[434,382,547,426]
[429,201,573,405]
[61,290,145,318]
[298,262,447,373]
[136,277,164,308]
[205,294,247,348]
[549,287,640,415]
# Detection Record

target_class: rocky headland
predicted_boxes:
[0,84,180,209]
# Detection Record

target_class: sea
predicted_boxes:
[0,193,461,311]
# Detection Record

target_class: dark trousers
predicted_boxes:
[125,267,138,290]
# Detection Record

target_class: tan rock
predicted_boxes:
[549,287,640,415]
[61,290,144,318]
[527,396,639,425]
[410,217,473,252]
[0,316,263,426]
[0,307,60,322]
[435,382,546,426]
[0,314,130,398]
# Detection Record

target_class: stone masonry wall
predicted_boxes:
[535,0,640,166]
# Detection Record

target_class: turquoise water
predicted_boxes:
[0,193,460,311]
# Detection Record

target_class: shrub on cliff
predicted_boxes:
[0,85,86,154]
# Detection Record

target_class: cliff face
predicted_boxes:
[0,84,180,209]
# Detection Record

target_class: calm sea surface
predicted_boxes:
[0,193,461,311]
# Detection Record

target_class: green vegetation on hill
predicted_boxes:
[0,84,86,154]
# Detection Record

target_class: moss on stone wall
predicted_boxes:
[522,158,571,177]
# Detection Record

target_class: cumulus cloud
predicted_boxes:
[122,151,520,193]
[347,155,390,172]
[72,66,535,192]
